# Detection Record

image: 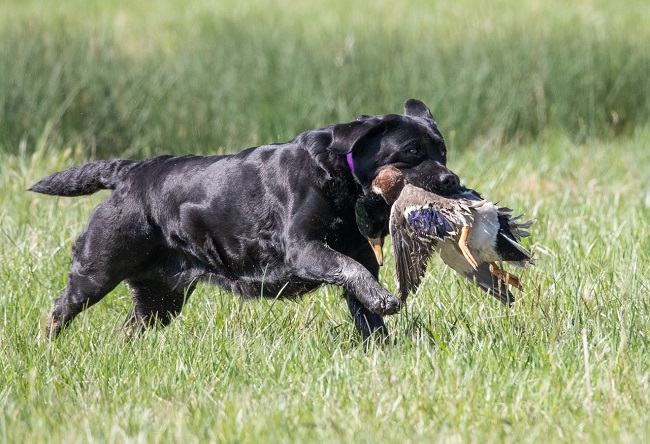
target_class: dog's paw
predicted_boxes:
[371,294,402,316]
[43,312,61,340]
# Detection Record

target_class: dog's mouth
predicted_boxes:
[398,161,460,196]
[368,161,461,207]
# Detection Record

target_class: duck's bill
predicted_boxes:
[368,237,384,266]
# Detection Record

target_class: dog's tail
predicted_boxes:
[28,159,138,196]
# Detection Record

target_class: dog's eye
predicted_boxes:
[404,143,419,155]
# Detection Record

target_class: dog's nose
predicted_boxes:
[440,171,460,192]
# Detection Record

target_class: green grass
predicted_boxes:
[1,0,649,157]
[2,133,650,443]
[2,0,650,442]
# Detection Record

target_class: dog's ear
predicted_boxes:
[327,119,386,155]
[404,99,436,125]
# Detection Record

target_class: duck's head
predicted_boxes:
[354,196,388,266]
[353,166,404,266]
[371,165,406,205]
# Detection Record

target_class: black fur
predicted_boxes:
[30,99,459,341]
[29,159,138,196]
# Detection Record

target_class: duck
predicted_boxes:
[369,165,534,304]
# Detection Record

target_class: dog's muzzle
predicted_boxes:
[401,160,461,196]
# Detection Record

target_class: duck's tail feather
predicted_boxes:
[499,207,535,240]
[499,233,536,266]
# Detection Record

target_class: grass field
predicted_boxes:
[2,0,649,157]
[2,0,650,443]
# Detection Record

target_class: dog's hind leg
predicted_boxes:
[121,272,196,338]
[45,199,157,339]
[46,265,124,339]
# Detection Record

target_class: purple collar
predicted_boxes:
[346,153,355,174]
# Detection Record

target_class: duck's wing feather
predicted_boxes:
[404,205,459,240]
[391,185,476,302]
[390,204,437,303]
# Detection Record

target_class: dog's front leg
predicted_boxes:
[344,291,389,341]
[288,242,401,316]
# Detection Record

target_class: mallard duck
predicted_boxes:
[370,166,534,304]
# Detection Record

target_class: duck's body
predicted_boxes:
[422,189,533,304]
[367,166,534,304]
[446,189,534,268]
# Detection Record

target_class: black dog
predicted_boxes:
[30,99,459,340]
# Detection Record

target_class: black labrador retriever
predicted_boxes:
[30,99,459,341]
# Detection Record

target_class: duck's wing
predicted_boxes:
[437,241,514,305]
[403,186,474,237]
[390,203,437,303]
[391,186,476,302]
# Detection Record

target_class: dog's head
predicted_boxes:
[327,99,459,195]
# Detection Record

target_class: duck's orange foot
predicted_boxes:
[459,225,478,270]
[489,262,522,290]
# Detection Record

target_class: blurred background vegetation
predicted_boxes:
[1,0,648,159]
